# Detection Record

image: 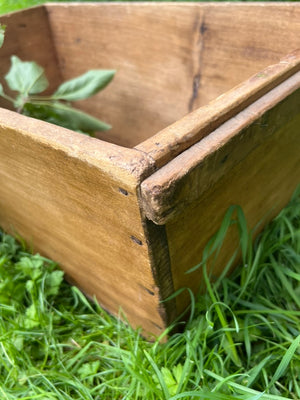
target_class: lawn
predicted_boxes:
[0,1,299,399]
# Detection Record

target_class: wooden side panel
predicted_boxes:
[136,51,300,168]
[140,76,300,314]
[167,111,300,313]
[140,72,300,223]
[197,3,300,109]
[45,3,300,149]
[0,109,166,335]
[45,3,204,147]
[0,6,63,107]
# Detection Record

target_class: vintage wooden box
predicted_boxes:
[0,3,299,335]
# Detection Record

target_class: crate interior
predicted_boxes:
[0,3,299,148]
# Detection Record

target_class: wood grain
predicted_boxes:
[140,71,300,224]
[192,3,300,109]
[46,3,300,150]
[45,3,205,148]
[156,84,300,314]
[0,109,167,336]
[2,3,299,152]
[136,50,300,168]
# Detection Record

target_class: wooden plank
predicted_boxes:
[0,6,63,108]
[193,2,300,109]
[136,50,300,168]
[3,3,298,152]
[140,71,300,224]
[46,3,300,151]
[0,109,168,336]
[142,80,300,314]
[45,3,204,148]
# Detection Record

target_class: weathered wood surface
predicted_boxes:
[45,3,204,148]
[0,109,167,335]
[140,70,300,224]
[146,79,300,313]
[137,51,300,168]
[45,3,300,149]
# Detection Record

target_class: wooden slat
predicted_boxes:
[0,109,168,335]
[140,71,300,224]
[136,50,300,168]
[143,78,300,314]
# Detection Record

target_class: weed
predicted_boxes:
[0,34,115,135]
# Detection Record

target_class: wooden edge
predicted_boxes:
[135,49,300,168]
[142,219,177,326]
[140,70,300,224]
[0,108,155,187]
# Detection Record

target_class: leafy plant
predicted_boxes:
[0,54,115,135]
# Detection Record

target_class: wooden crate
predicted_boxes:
[0,3,299,335]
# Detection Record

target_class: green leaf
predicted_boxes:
[268,335,300,390]
[16,256,43,280]
[78,360,100,381]
[23,101,111,133]
[5,55,49,95]
[45,270,64,296]
[0,83,4,96]
[52,69,115,101]
[172,364,183,383]
[24,303,39,328]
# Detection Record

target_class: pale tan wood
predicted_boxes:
[0,6,63,108]
[137,50,300,168]
[0,109,167,335]
[46,3,300,149]
[45,3,205,147]
[192,2,300,109]
[2,3,299,150]
[150,82,300,314]
[140,70,300,224]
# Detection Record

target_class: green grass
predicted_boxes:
[0,188,299,399]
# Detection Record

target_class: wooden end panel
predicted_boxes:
[0,6,63,107]
[44,3,204,147]
[197,3,300,108]
[166,102,300,314]
[0,110,166,336]
[140,72,300,315]
[136,50,300,168]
